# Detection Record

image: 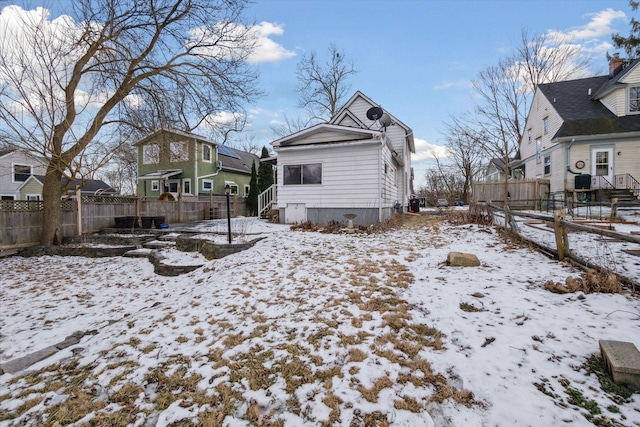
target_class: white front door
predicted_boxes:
[286,203,306,224]
[591,147,614,188]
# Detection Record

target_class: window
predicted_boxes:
[283,163,322,185]
[202,144,212,162]
[543,117,549,135]
[26,194,40,201]
[225,182,238,194]
[170,141,189,162]
[203,180,213,191]
[165,180,179,193]
[1,195,15,200]
[527,129,532,144]
[595,151,609,176]
[183,179,191,194]
[151,180,159,191]
[13,164,31,182]
[244,184,250,197]
[536,138,541,163]
[143,144,159,164]
[543,155,551,175]
[629,86,640,113]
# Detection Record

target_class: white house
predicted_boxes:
[519,56,640,201]
[0,148,117,200]
[267,91,415,225]
[0,148,47,200]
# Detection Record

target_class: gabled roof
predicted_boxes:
[62,177,118,194]
[271,123,382,148]
[0,147,47,164]
[331,90,415,153]
[132,128,218,146]
[218,146,259,174]
[537,65,640,139]
[593,58,640,99]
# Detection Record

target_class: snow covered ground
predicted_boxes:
[0,215,639,426]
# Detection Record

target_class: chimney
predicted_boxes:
[609,53,624,76]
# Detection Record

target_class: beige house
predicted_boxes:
[519,56,640,201]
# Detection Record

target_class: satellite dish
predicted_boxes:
[379,113,392,128]
[366,106,383,121]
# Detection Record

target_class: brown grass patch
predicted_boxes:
[544,270,623,294]
[394,395,424,412]
[358,376,394,403]
[348,347,368,362]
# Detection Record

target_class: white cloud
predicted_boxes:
[411,138,450,162]
[248,22,296,64]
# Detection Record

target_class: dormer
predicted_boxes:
[593,57,640,117]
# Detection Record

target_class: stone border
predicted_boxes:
[18,244,137,258]
[175,235,266,260]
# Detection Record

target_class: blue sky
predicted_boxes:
[240,0,633,186]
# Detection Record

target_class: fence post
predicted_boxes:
[76,188,82,236]
[554,210,567,260]
[610,197,618,221]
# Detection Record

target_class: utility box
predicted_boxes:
[575,174,591,190]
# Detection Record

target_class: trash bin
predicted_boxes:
[114,217,127,228]
[124,216,140,228]
[141,216,154,229]
[409,198,420,213]
[153,216,166,229]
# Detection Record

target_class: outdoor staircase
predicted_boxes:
[258,184,276,219]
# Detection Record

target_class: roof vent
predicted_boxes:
[588,88,592,96]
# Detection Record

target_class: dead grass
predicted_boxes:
[358,376,394,403]
[544,270,624,294]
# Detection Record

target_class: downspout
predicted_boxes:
[378,135,384,223]
[565,138,581,193]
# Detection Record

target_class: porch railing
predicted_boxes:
[590,175,614,190]
[258,184,276,218]
[615,173,640,198]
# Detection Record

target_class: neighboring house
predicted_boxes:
[267,91,415,225]
[0,148,47,200]
[135,129,258,198]
[519,55,640,200]
[483,156,524,182]
[0,148,117,200]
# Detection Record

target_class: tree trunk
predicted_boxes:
[41,166,64,246]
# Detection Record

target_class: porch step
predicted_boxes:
[143,240,176,249]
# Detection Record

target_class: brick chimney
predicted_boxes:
[609,53,624,76]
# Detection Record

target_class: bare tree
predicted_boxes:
[441,116,487,204]
[270,113,314,138]
[0,0,261,245]
[296,44,357,122]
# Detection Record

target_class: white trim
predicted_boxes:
[202,144,212,162]
[26,194,40,200]
[244,184,250,197]
[151,180,159,191]
[202,179,213,191]
[11,163,32,183]
[182,178,192,194]
[225,181,239,194]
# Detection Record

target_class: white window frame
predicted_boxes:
[244,184,250,197]
[629,85,640,114]
[536,138,542,164]
[12,163,31,183]
[202,179,213,192]
[202,144,212,162]
[543,155,551,176]
[151,180,159,191]
[527,128,532,144]
[143,144,159,164]
[225,181,239,194]
[183,178,191,194]
[170,141,189,162]
[26,194,40,201]
[282,163,322,185]
[543,117,549,135]
[165,180,179,193]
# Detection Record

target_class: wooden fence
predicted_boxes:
[472,179,550,210]
[0,195,247,250]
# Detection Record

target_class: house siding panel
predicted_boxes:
[277,142,383,209]
[0,150,47,198]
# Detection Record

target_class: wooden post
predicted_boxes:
[611,197,618,221]
[554,210,566,260]
[76,188,82,236]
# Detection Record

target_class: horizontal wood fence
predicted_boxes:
[472,179,550,210]
[0,195,246,250]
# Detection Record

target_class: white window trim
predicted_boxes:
[202,144,212,162]
[12,163,32,183]
[165,179,179,193]
[543,155,551,176]
[143,144,159,165]
[170,140,189,162]
[183,178,192,194]
[225,181,239,194]
[628,85,640,114]
[535,138,542,164]
[26,194,41,200]
[151,180,159,191]
[202,179,213,191]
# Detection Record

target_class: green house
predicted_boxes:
[135,129,258,198]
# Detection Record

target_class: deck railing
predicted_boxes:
[615,173,640,197]
[258,184,276,218]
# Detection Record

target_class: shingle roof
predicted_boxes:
[538,62,640,139]
[219,146,259,174]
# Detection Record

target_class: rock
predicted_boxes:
[446,251,480,267]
